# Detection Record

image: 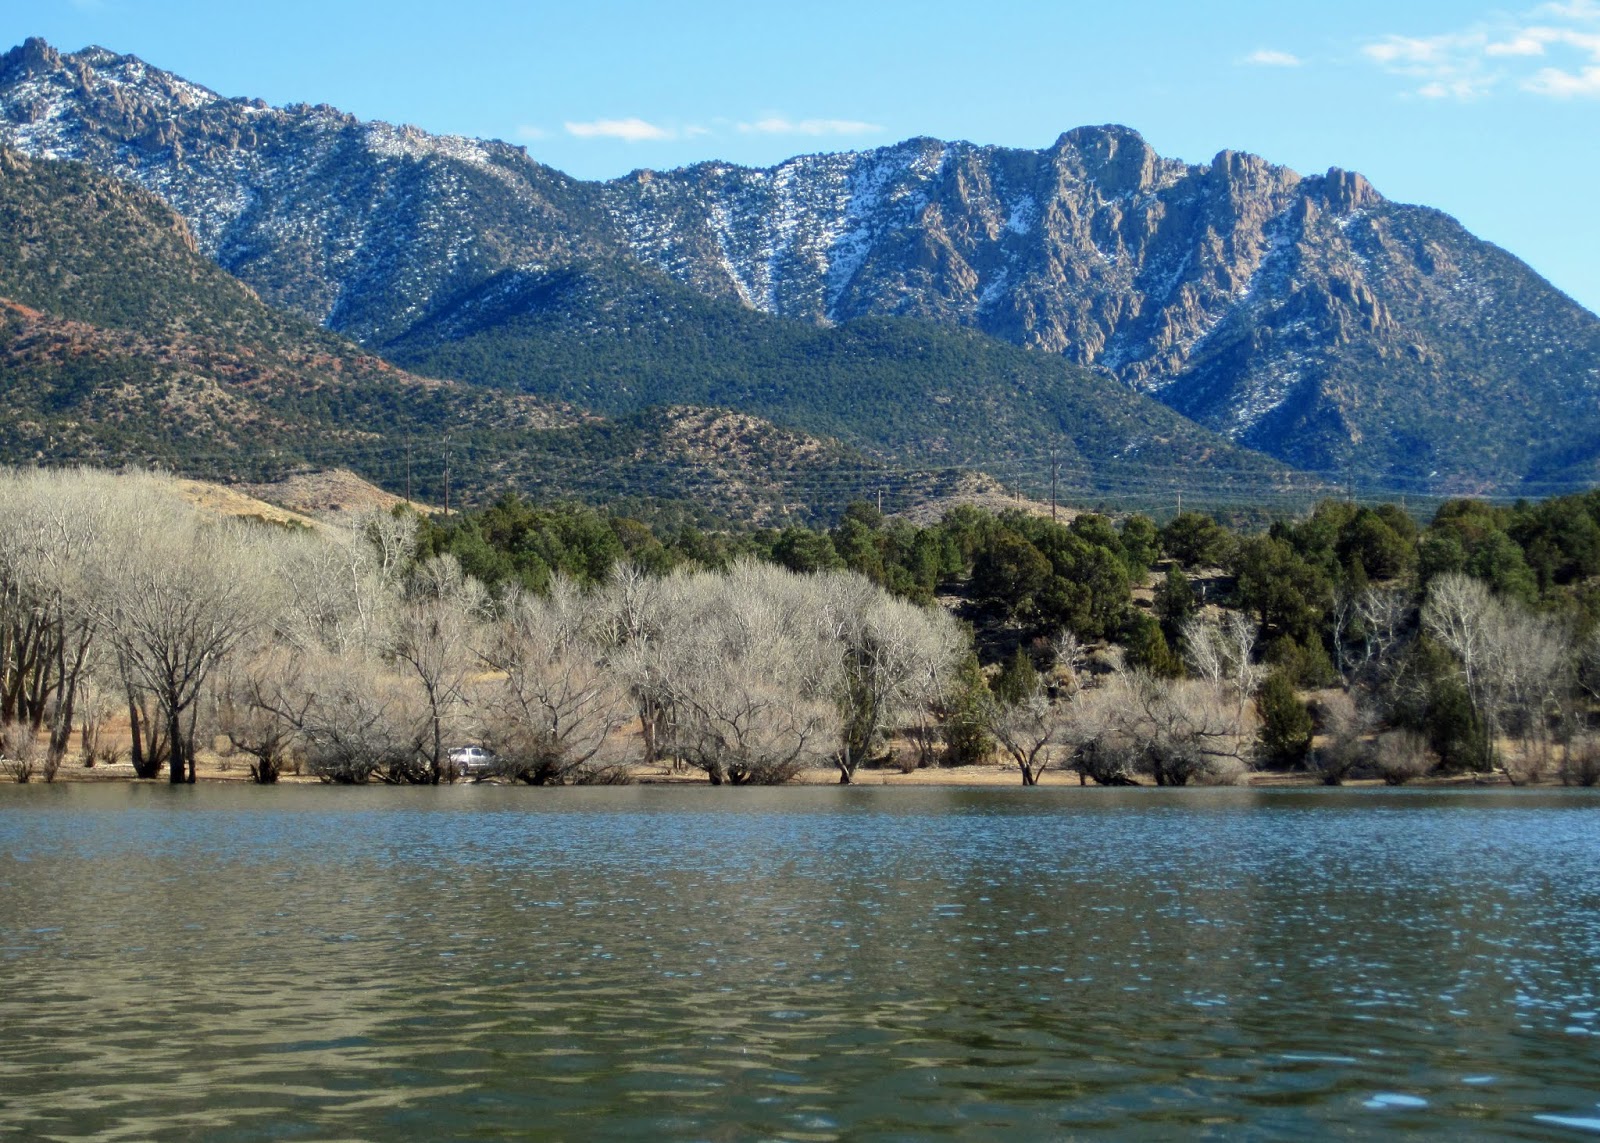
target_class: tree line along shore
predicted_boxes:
[1,468,1597,789]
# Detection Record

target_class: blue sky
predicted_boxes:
[12,0,1600,312]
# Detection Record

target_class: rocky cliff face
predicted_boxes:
[602,131,1311,383]
[5,38,1598,493]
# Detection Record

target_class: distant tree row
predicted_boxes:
[418,487,1600,785]
[2,470,1598,787]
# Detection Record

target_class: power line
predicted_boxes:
[32,427,1600,508]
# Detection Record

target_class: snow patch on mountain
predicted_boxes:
[363,122,497,166]
[1005,195,1037,236]
[823,144,938,316]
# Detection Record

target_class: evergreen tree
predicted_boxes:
[992,648,1042,706]
[1155,565,1197,641]
[1256,672,1313,766]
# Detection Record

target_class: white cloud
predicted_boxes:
[1241,49,1303,67]
[1364,4,1600,98]
[1537,0,1600,19]
[1486,30,1554,56]
[1362,31,1500,99]
[1526,63,1600,93]
[563,117,680,142]
[736,116,882,136]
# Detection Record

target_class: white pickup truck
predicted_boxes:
[447,745,496,778]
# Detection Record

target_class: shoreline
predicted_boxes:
[12,756,1521,790]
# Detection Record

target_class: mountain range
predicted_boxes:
[0,144,995,525]
[2,36,1598,502]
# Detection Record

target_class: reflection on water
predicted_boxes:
[1,786,1598,1139]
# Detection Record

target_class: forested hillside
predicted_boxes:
[0,146,983,522]
[384,258,1304,503]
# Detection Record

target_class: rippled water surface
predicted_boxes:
[2,786,1599,1139]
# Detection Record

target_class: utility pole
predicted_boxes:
[877,486,883,515]
[442,434,452,518]
[1050,447,1058,522]
[405,440,413,507]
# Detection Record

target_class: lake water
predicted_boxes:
[1,785,1598,1140]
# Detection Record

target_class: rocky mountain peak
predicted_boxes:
[1316,167,1382,213]
[0,38,62,80]
[1205,148,1295,190]
[1049,124,1167,193]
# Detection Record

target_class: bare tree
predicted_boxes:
[213,648,303,783]
[74,673,120,768]
[1422,574,1493,702]
[252,647,430,783]
[473,590,634,784]
[1308,690,1376,785]
[592,565,675,767]
[0,469,129,768]
[1580,630,1600,705]
[986,686,1063,785]
[1423,572,1576,781]
[831,582,964,782]
[903,618,966,771]
[1350,586,1411,684]
[672,666,839,784]
[976,630,1093,785]
[644,563,843,784]
[1050,630,1087,690]
[1496,609,1572,783]
[391,555,480,783]
[88,503,283,783]
[1128,674,1252,787]
[277,522,402,658]
[1057,680,1130,786]
[359,508,420,588]
[1182,612,1264,726]
[1065,671,1251,787]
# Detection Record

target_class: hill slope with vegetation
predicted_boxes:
[383,257,1305,505]
[0,147,985,523]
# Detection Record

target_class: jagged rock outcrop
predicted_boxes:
[3,38,1598,493]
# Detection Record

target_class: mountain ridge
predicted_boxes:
[4,37,1598,497]
[0,142,995,524]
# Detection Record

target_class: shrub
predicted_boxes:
[1308,691,1374,785]
[1561,738,1600,788]
[0,723,38,783]
[1375,731,1437,785]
